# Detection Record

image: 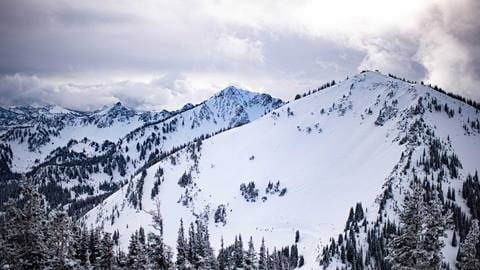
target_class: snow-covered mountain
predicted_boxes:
[1,71,479,269]
[0,102,170,172]
[0,86,283,216]
[82,71,480,269]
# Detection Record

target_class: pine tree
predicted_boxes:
[176,219,189,270]
[187,222,198,267]
[116,249,127,268]
[218,237,228,270]
[234,235,245,268]
[127,232,147,270]
[258,238,267,270]
[88,228,102,265]
[418,189,452,270]
[138,226,146,245]
[298,255,305,268]
[148,201,172,269]
[387,181,424,270]
[451,231,458,247]
[2,179,49,269]
[98,232,114,270]
[77,227,91,266]
[457,219,480,270]
[48,210,75,269]
[290,244,299,268]
[245,236,257,270]
[295,230,300,243]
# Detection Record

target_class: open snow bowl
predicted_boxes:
[84,71,480,268]
[5,70,474,268]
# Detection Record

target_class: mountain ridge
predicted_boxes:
[1,71,479,269]
[0,85,284,217]
[83,71,480,268]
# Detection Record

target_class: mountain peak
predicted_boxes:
[216,85,250,97]
[106,101,135,113]
[111,101,127,109]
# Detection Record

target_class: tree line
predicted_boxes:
[0,179,304,270]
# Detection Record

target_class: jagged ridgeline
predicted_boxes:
[0,87,283,217]
[1,71,480,269]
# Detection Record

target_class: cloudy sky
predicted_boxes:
[0,0,479,111]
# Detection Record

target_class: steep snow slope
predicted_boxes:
[0,86,283,219]
[1,86,281,175]
[114,86,283,171]
[85,71,480,268]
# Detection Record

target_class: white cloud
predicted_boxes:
[215,34,264,64]
[0,0,478,109]
[0,73,214,111]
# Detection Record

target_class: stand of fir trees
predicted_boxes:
[386,182,452,270]
[456,219,480,270]
[0,179,121,269]
[321,178,480,270]
[1,179,304,270]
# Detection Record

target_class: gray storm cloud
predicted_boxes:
[0,0,478,110]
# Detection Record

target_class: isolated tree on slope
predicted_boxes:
[387,181,424,270]
[457,219,480,270]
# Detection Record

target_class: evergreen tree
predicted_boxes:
[48,210,75,269]
[218,237,228,270]
[77,227,91,266]
[452,231,458,247]
[298,255,305,268]
[176,219,189,270]
[418,189,452,270]
[457,219,480,270]
[290,244,299,268]
[295,230,300,243]
[234,235,245,268]
[127,232,147,270]
[2,180,49,269]
[245,236,257,270]
[138,226,146,245]
[148,232,173,270]
[98,232,114,270]
[191,220,217,269]
[258,238,267,270]
[387,181,424,270]
[148,201,172,269]
[89,227,103,265]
